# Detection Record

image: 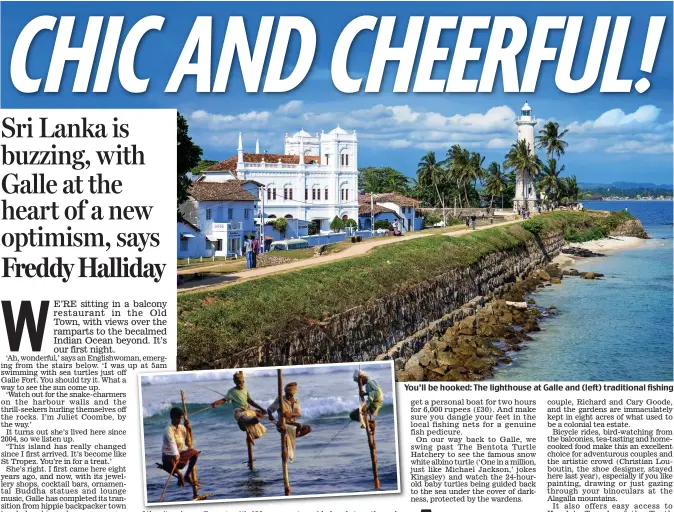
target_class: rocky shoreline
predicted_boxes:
[396,263,604,382]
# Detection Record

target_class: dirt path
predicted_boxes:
[178,217,525,294]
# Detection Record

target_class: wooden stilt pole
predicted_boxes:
[180,390,199,499]
[247,434,254,470]
[277,370,291,496]
[357,378,380,489]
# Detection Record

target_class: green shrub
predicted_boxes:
[272,218,288,236]
[423,213,442,228]
[374,220,390,230]
[521,217,544,235]
[330,216,345,232]
[344,218,357,228]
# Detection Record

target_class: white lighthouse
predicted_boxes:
[514,102,539,211]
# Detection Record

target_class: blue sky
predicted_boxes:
[2,1,672,184]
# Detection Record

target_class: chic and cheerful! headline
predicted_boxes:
[10,15,667,94]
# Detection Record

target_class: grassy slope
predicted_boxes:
[177,211,631,368]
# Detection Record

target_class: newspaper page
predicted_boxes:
[1,2,672,512]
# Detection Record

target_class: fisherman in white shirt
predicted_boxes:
[162,407,200,488]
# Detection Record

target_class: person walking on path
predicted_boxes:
[252,237,260,268]
[470,215,477,231]
[244,236,253,269]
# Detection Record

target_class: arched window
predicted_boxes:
[283,184,293,201]
[267,184,277,201]
[340,182,350,202]
[312,184,321,201]
[285,214,293,219]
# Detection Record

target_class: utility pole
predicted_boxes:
[259,186,265,253]
[370,193,374,234]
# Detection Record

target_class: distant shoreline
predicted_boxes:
[588,198,672,202]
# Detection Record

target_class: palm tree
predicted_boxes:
[484,162,507,209]
[538,158,565,206]
[559,175,590,204]
[468,151,486,202]
[447,145,471,208]
[417,151,447,224]
[503,139,542,208]
[537,121,569,160]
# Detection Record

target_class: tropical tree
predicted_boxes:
[538,158,565,206]
[190,159,218,175]
[503,139,542,207]
[358,166,410,194]
[468,151,487,200]
[484,162,508,209]
[536,121,569,160]
[558,176,590,204]
[177,112,203,218]
[417,151,447,224]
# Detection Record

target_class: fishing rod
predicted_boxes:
[188,385,229,416]
[312,419,353,460]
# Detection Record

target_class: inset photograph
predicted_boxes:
[139,361,399,504]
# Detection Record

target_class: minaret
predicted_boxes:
[237,133,244,174]
[514,102,538,211]
[299,132,304,165]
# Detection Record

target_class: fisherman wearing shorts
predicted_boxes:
[350,370,384,435]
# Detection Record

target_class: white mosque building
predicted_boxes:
[514,101,540,211]
[198,127,360,232]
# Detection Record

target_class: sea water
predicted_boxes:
[141,363,398,502]
[492,201,673,382]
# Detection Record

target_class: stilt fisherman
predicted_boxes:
[350,370,384,435]
[267,382,312,461]
[161,407,200,488]
[210,371,267,443]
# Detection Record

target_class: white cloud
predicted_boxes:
[606,141,673,154]
[187,102,671,156]
[487,138,512,149]
[276,100,304,116]
[567,105,661,134]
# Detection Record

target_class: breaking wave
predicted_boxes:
[143,400,173,419]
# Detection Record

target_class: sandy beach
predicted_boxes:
[553,236,646,266]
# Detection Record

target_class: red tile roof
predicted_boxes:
[189,181,258,202]
[202,153,322,175]
[371,192,420,207]
[358,194,402,217]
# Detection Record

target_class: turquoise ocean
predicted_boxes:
[492,200,673,382]
[140,363,398,503]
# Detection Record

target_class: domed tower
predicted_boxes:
[514,102,538,211]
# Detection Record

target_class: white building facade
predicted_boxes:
[181,181,260,258]
[514,102,539,211]
[200,127,360,233]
